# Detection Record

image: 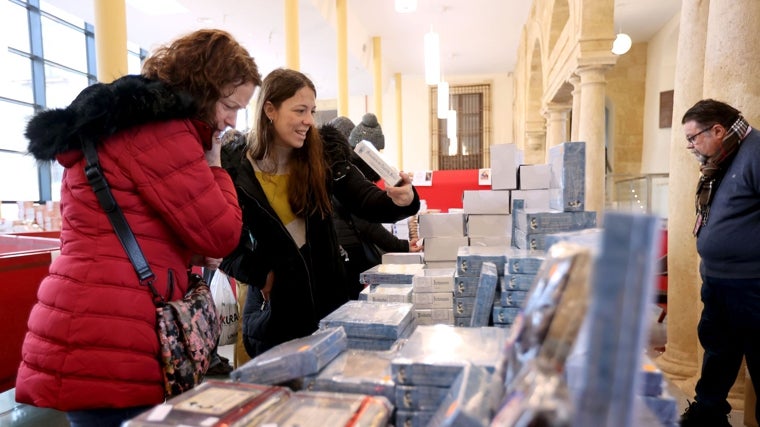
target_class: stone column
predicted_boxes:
[542,103,571,162]
[373,36,383,123]
[93,0,127,83]
[524,121,546,165]
[336,0,348,116]
[284,0,300,70]
[701,0,760,409]
[657,0,708,399]
[575,65,609,215]
[569,75,581,141]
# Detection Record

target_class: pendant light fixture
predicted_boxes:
[611,32,632,55]
[447,109,457,140]
[437,80,449,119]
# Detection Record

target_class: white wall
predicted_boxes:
[641,12,680,174]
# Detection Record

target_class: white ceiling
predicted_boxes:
[44,0,681,99]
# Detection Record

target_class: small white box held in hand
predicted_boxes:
[354,140,402,187]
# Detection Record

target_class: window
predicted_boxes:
[431,84,491,170]
[2,0,142,207]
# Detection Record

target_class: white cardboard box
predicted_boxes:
[466,214,512,237]
[469,236,510,247]
[414,308,455,325]
[412,268,456,293]
[382,252,424,264]
[422,236,469,261]
[518,164,551,190]
[412,291,454,309]
[424,260,457,269]
[418,212,465,238]
[490,143,522,190]
[462,190,511,214]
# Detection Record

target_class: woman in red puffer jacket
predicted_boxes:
[15,29,260,427]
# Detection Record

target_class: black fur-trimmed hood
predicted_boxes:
[26,74,198,162]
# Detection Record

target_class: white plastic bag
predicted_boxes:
[209,269,239,346]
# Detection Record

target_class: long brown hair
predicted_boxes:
[141,29,261,128]
[248,68,331,218]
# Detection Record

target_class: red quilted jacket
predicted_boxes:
[15,76,242,411]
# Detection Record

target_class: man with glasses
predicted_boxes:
[679,99,760,427]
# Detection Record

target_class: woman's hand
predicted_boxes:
[204,131,223,167]
[190,255,222,270]
[261,270,274,303]
[386,171,414,206]
[408,238,423,253]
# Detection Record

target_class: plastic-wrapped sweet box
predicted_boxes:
[391,324,509,387]
[123,380,291,427]
[256,390,393,427]
[505,248,546,275]
[231,326,347,385]
[513,208,597,234]
[303,348,397,403]
[455,246,509,277]
[470,262,499,327]
[427,363,504,427]
[359,263,425,285]
[395,383,449,411]
[319,300,415,340]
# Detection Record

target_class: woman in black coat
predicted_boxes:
[221,68,420,357]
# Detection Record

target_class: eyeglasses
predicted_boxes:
[686,126,712,144]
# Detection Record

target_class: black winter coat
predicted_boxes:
[221,125,420,356]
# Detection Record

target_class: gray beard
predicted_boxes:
[690,149,707,164]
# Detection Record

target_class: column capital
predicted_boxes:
[575,64,613,84]
[541,102,572,119]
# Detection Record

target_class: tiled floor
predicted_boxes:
[648,306,747,427]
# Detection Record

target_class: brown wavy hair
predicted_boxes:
[248,68,331,218]
[141,29,261,128]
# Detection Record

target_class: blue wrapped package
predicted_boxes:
[303,348,397,403]
[395,384,449,411]
[502,274,535,292]
[231,327,347,385]
[514,208,597,234]
[319,300,415,340]
[391,325,509,387]
[548,141,585,212]
[427,363,504,427]
[470,262,498,327]
[455,246,509,277]
[359,263,425,285]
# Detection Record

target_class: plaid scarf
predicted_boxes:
[693,115,749,235]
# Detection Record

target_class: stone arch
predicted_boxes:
[525,36,546,163]
[547,0,570,55]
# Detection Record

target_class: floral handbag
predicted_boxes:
[82,138,220,397]
[154,272,221,396]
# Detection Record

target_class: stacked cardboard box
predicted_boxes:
[418,212,468,269]
[411,267,455,326]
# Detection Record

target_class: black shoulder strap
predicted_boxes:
[81,138,162,301]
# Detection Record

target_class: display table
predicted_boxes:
[0,234,60,393]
